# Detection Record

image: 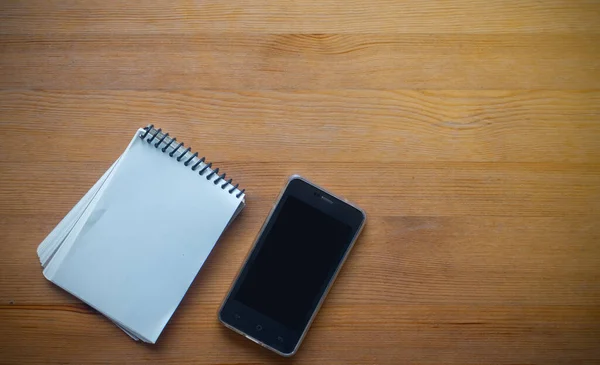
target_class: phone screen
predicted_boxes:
[234,195,354,332]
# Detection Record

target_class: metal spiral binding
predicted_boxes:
[140,124,246,198]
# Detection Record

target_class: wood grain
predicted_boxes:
[1,34,599,89]
[1,0,599,364]
[1,90,598,163]
[1,0,600,34]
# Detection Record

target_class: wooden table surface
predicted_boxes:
[1,1,599,364]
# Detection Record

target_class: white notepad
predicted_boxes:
[37,125,246,343]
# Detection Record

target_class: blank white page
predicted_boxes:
[37,156,121,267]
[44,130,243,343]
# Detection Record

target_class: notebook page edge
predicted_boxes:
[42,131,143,279]
[37,156,121,267]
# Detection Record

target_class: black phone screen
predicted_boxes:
[233,195,354,332]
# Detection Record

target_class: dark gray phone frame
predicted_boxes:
[218,175,366,356]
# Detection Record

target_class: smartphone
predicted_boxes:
[219,175,366,356]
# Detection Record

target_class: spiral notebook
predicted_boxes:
[37,125,246,344]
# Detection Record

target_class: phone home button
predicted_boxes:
[255,324,263,331]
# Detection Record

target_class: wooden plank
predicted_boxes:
[1,303,599,364]
[1,0,599,34]
[0,90,598,163]
[0,161,598,217]
[2,213,598,306]
[1,34,599,89]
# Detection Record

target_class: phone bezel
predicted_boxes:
[218,175,366,357]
